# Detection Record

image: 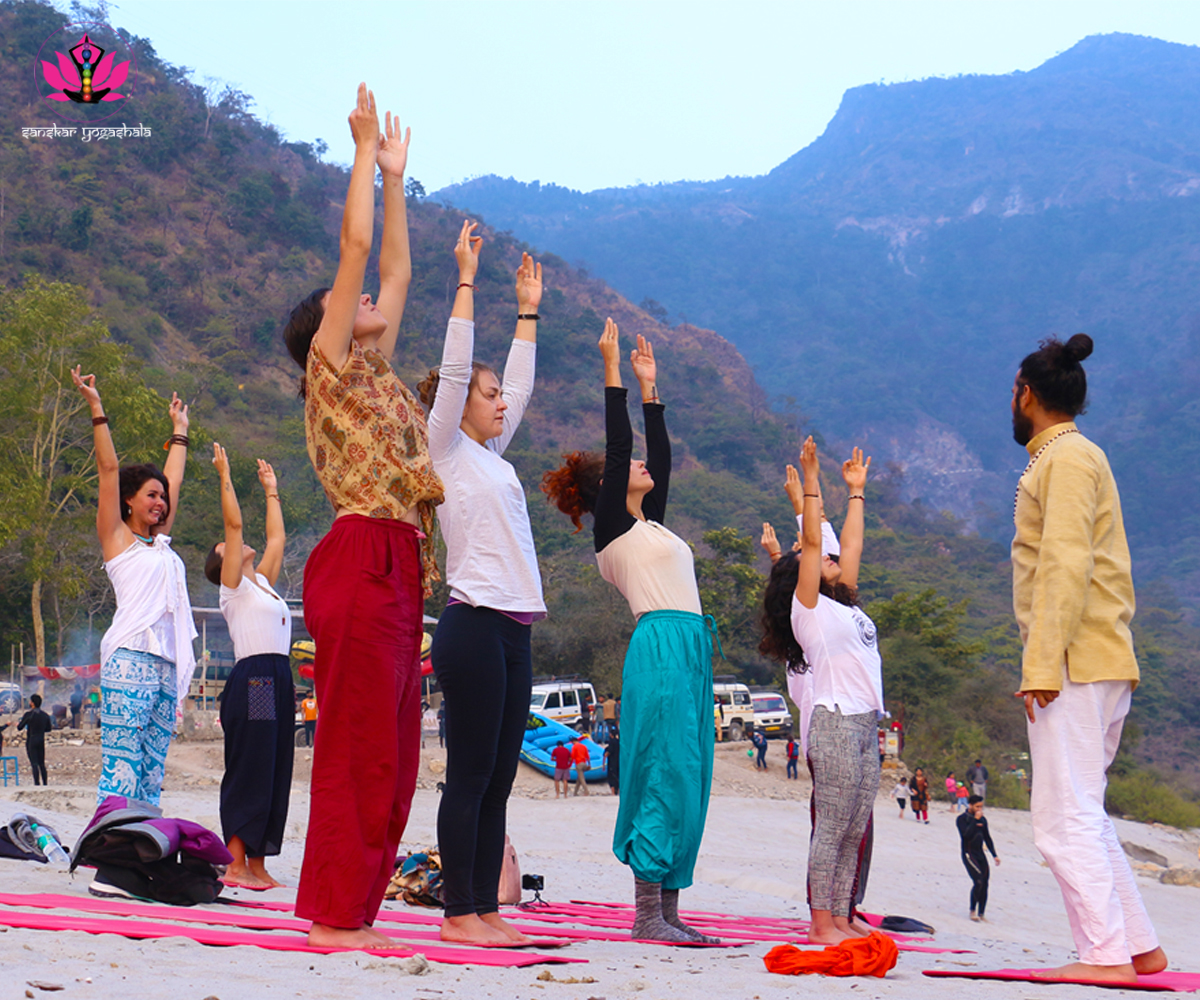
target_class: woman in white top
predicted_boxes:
[72,367,195,808]
[417,223,544,946]
[542,320,719,944]
[206,443,293,891]
[759,437,883,945]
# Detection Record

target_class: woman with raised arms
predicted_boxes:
[759,437,883,944]
[418,223,545,945]
[542,319,720,944]
[71,367,194,809]
[281,84,443,949]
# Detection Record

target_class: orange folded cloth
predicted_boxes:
[763,931,899,977]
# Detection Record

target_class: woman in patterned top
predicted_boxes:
[281,83,443,950]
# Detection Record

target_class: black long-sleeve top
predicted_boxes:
[956,810,997,859]
[18,708,53,747]
[593,387,671,552]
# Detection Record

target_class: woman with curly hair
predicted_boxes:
[542,319,719,944]
[759,437,883,945]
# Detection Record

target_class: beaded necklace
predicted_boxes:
[1013,426,1079,518]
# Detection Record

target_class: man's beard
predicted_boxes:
[1012,406,1034,447]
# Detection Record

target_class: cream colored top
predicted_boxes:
[596,519,702,620]
[1012,421,1139,691]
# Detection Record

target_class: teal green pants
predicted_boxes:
[612,610,717,889]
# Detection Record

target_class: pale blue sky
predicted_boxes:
[93,1,1200,192]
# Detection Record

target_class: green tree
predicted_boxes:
[0,275,166,667]
[694,527,766,672]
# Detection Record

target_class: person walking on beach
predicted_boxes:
[571,736,591,796]
[72,368,194,807]
[966,758,989,799]
[206,445,294,891]
[542,320,720,944]
[909,767,930,823]
[1011,333,1165,983]
[957,795,999,922]
[786,734,800,780]
[944,772,957,812]
[422,232,545,947]
[759,438,883,945]
[283,85,443,950]
[604,733,620,795]
[890,777,909,818]
[552,741,572,799]
[301,693,317,747]
[18,695,52,786]
[955,782,969,813]
[69,685,83,729]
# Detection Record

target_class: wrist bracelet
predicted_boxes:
[457,282,476,290]
[266,493,280,500]
[848,494,865,500]
[92,415,108,426]
[517,313,540,320]
[803,493,820,499]
[163,434,190,451]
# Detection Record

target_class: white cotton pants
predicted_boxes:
[1026,676,1159,966]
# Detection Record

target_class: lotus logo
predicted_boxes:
[41,32,129,104]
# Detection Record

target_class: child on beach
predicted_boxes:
[890,777,908,818]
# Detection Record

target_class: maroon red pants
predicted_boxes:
[296,515,424,929]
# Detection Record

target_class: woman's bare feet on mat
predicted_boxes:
[1133,947,1168,976]
[1031,961,1138,983]
[808,910,854,945]
[247,858,285,888]
[221,866,272,891]
[480,912,534,945]
[838,915,872,937]
[440,913,514,945]
[307,922,395,950]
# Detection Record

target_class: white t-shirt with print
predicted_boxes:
[790,593,884,717]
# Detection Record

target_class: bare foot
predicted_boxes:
[480,911,534,945]
[247,859,285,888]
[1132,947,1168,976]
[1031,961,1138,983]
[807,927,855,945]
[307,923,396,950]
[221,870,272,890]
[440,913,513,945]
[833,916,870,937]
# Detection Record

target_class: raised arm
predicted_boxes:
[838,446,870,589]
[632,335,670,522]
[593,319,635,552]
[159,392,189,535]
[373,109,412,357]
[794,439,823,609]
[313,83,379,373]
[761,522,782,564]
[255,459,285,587]
[212,443,244,591]
[491,253,542,455]
[427,221,482,459]
[72,366,129,561]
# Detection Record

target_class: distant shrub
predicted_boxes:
[986,775,1029,811]
[1107,772,1200,829]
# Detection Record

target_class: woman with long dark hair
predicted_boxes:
[759,437,883,945]
[71,366,193,808]
[418,224,544,945]
[281,84,443,950]
[542,319,719,944]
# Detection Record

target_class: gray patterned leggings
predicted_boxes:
[807,706,880,916]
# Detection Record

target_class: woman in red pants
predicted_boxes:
[281,83,443,949]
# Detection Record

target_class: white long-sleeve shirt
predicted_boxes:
[426,317,546,614]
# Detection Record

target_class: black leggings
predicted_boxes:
[963,851,989,915]
[432,603,532,918]
[28,743,47,785]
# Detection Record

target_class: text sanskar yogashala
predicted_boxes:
[21,123,152,142]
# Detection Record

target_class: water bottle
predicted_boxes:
[30,822,70,866]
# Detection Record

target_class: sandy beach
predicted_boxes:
[1,737,1197,999]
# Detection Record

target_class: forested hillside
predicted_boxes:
[1,1,1197,805]
[439,33,1200,615]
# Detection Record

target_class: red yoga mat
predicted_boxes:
[923,968,1200,992]
[0,895,577,967]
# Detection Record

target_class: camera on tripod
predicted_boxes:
[521,873,546,906]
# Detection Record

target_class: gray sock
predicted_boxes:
[661,888,721,944]
[631,878,692,943]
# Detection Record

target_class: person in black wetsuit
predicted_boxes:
[957,794,1000,921]
[542,318,719,944]
[18,694,53,786]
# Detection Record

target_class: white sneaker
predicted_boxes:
[89,877,135,900]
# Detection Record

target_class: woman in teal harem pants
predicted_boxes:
[542,318,719,943]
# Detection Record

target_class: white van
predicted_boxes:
[750,690,793,739]
[713,678,756,741]
[530,678,598,729]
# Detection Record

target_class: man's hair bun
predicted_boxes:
[1064,333,1093,364]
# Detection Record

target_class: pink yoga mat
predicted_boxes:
[923,968,1200,992]
[0,896,578,967]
